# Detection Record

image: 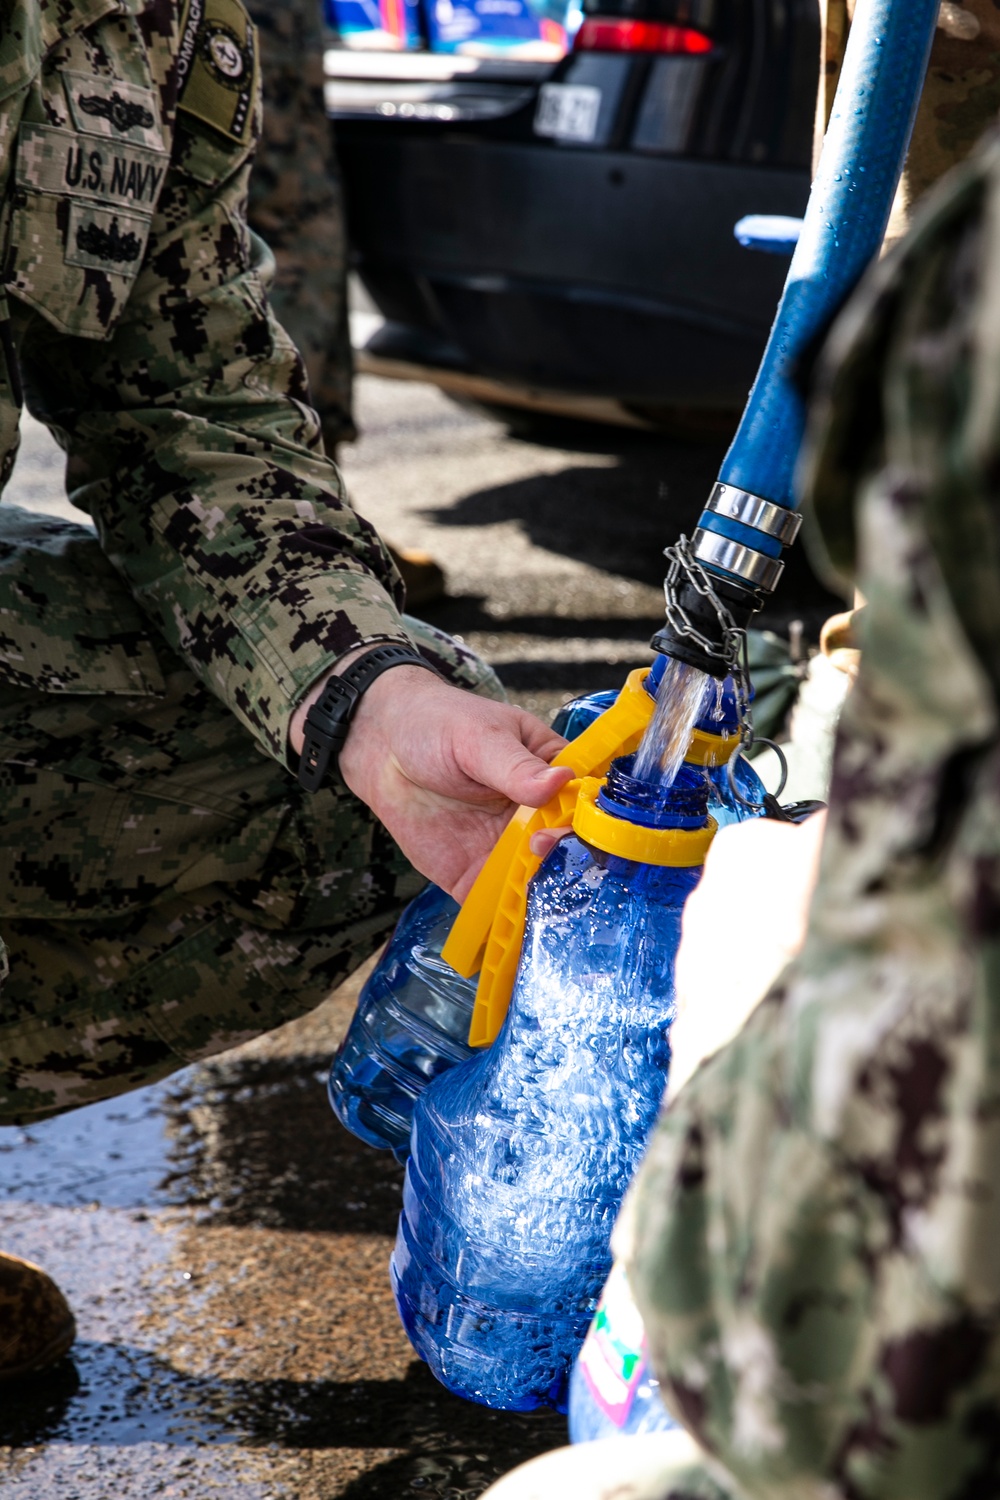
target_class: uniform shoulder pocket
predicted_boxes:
[4,23,168,340]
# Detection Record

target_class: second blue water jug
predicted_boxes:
[390,756,715,1411]
[567,1258,676,1441]
[327,883,476,1158]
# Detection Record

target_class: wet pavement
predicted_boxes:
[0,972,567,1497]
[0,377,840,1496]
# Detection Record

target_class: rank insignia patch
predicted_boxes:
[177,0,258,147]
[66,203,149,271]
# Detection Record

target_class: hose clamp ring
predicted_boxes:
[705,483,803,545]
[692,528,785,592]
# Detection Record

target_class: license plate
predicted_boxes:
[534,83,601,144]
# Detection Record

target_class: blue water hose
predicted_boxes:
[652,0,941,677]
[701,0,940,529]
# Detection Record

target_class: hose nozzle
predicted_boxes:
[651,483,803,678]
[650,568,758,678]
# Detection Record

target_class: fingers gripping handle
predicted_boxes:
[441,669,657,1047]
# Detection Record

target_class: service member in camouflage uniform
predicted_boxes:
[589,125,1000,1500]
[243,0,354,452]
[0,0,569,1154]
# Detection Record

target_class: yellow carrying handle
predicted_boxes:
[441,668,655,985]
[462,776,584,1047]
[440,668,731,1049]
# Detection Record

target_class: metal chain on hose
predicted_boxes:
[662,537,822,822]
[662,534,754,740]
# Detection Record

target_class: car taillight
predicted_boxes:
[573,18,713,53]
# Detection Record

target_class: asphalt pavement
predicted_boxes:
[0,376,841,1498]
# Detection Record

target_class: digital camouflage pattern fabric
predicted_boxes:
[0,0,502,1121]
[1,0,407,764]
[245,0,355,450]
[818,0,1000,241]
[0,510,500,1123]
[623,133,1000,1499]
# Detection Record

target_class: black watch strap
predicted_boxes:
[297,643,438,792]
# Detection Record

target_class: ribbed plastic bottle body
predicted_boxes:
[328,883,477,1156]
[390,769,705,1412]
[567,1261,676,1442]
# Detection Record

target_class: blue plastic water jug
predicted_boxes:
[328,664,761,1162]
[327,883,477,1158]
[567,1260,675,1441]
[390,755,715,1412]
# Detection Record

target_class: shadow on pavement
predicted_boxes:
[0,1346,562,1450]
[163,1055,406,1235]
[1,1348,565,1495]
[424,455,713,589]
[423,446,844,634]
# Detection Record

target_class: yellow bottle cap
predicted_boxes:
[684,725,740,767]
[572,778,716,867]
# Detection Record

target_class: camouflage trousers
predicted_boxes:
[246,0,356,450]
[0,508,502,1125]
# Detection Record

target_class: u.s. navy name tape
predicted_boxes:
[17,123,169,212]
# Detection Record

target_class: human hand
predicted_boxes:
[666,809,827,1101]
[321,665,572,900]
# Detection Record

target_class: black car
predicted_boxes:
[325,0,818,424]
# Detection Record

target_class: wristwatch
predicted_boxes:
[297,643,439,792]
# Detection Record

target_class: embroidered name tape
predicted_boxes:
[17,123,169,212]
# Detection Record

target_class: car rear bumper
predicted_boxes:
[333,129,808,404]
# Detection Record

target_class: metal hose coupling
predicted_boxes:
[694,482,803,591]
[651,484,802,678]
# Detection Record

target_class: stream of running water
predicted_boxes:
[632,657,715,786]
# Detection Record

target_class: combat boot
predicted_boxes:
[0,1252,76,1379]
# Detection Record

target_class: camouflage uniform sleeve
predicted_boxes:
[626,136,1000,1496]
[17,4,408,766]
